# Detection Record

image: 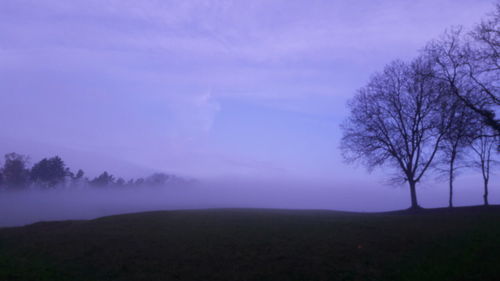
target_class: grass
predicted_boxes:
[0,206,499,281]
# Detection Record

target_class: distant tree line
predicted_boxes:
[0,152,190,191]
[341,3,499,210]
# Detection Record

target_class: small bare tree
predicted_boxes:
[470,126,498,206]
[341,59,452,210]
[437,101,479,208]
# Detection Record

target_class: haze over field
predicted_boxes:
[0,178,498,227]
[0,0,499,226]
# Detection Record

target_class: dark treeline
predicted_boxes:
[0,152,191,191]
[341,3,499,209]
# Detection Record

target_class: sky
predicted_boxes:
[0,0,498,208]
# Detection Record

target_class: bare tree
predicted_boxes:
[341,59,452,210]
[424,27,499,136]
[470,126,498,206]
[467,3,500,134]
[437,101,479,208]
[469,3,499,101]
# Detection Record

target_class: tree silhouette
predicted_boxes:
[469,3,499,115]
[470,126,498,206]
[146,173,171,186]
[341,59,453,210]
[115,178,125,187]
[30,156,67,188]
[68,169,86,187]
[74,169,84,180]
[0,152,188,190]
[424,9,499,136]
[437,101,480,208]
[90,171,115,187]
[1,153,30,189]
[134,178,145,187]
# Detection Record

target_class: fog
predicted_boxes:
[1,177,498,227]
[1,1,497,229]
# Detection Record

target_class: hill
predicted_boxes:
[0,206,499,281]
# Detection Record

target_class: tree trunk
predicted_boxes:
[448,177,453,208]
[409,180,420,210]
[483,178,489,206]
[448,160,454,208]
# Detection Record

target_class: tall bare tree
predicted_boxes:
[341,59,452,210]
[425,28,497,136]
[468,4,500,134]
[469,3,499,102]
[424,4,499,135]
[470,126,498,206]
[437,101,479,208]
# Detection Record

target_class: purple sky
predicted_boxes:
[0,0,498,208]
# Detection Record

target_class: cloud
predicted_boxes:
[169,90,221,134]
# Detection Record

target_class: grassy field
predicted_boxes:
[0,206,499,281]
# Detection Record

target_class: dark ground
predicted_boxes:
[0,206,499,281]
